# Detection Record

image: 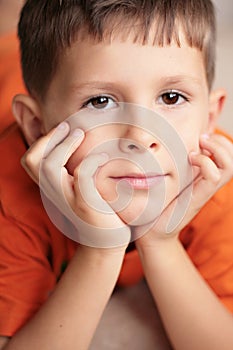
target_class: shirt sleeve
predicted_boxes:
[0,213,57,336]
[182,183,233,313]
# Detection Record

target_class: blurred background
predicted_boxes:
[213,0,233,134]
[0,0,23,35]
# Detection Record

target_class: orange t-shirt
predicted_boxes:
[0,32,26,133]
[0,123,232,337]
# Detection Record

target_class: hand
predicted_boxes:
[21,122,131,249]
[134,133,233,247]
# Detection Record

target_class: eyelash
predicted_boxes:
[82,95,117,110]
[81,91,189,110]
[158,91,189,106]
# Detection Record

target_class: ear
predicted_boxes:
[12,94,43,145]
[207,88,227,134]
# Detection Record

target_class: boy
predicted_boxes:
[0,1,233,349]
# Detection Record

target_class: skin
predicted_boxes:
[1,30,233,350]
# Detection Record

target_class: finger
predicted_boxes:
[42,122,71,158]
[72,153,113,215]
[21,156,40,185]
[21,122,70,181]
[40,128,84,200]
[189,152,221,199]
[70,153,129,237]
[76,153,109,180]
[200,134,233,170]
[210,134,233,155]
[43,128,84,169]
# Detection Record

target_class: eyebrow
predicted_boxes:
[70,81,119,91]
[71,74,203,92]
[159,75,203,87]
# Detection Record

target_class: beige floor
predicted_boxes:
[90,280,172,350]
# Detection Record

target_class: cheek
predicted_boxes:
[176,124,202,154]
[184,136,200,153]
[65,131,103,174]
[66,127,119,174]
[170,107,209,154]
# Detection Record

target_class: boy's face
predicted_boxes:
[38,33,216,224]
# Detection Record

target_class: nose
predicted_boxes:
[119,126,159,153]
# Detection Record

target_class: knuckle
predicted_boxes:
[21,151,35,169]
[211,171,221,185]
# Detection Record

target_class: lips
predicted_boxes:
[110,173,166,189]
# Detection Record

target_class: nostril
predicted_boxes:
[120,138,158,153]
[150,142,157,149]
[128,144,139,150]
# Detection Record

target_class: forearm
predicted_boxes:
[4,246,125,350]
[137,239,233,350]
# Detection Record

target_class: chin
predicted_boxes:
[115,197,165,227]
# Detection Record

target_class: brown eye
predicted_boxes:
[91,96,109,109]
[84,96,117,110]
[161,92,180,105]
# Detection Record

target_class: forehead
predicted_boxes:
[56,32,206,86]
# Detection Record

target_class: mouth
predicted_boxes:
[110,173,167,190]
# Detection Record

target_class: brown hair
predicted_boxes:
[18,0,216,99]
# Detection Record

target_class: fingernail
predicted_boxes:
[201,133,210,140]
[58,122,68,130]
[71,128,84,137]
[189,151,198,156]
[189,151,199,162]
[100,152,109,160]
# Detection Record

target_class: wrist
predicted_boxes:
[67,244,126,284]
[76,244,127,261]
[136,237,181,261]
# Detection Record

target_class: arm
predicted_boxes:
[137,239,233,350]
[0,338,9,350]
[2,122,129,350]
[3,246,125,350]
[136,134,233,350]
